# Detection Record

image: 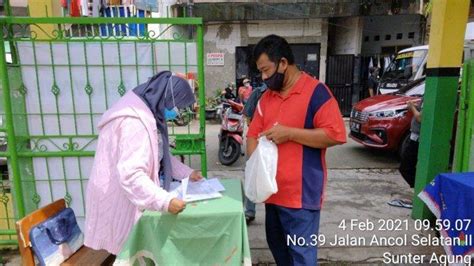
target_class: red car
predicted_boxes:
[349,80,425,156]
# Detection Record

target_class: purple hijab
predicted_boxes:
[133,71,196,191]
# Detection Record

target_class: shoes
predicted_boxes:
[387,199,413,209]
[245,215,255,225]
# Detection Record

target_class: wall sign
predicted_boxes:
[207,53,225,66]
[307,54,317,61]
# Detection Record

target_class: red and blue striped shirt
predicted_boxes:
[247,72,347,210]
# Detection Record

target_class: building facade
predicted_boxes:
[190,0,424,98]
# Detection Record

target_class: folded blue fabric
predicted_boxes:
[419,172,474,256]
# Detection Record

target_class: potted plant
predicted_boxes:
[205,97,217,120]
[205,89,222,120]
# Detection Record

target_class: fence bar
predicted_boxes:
[1,17,203,25]
[17,152,95,157]
[0,230,16,235]
[196,24,207,176]
[0,23,26,218]
[0,240,18,246]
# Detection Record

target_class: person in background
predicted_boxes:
[239,78,253,104]
[368,67,379,97]
[84,71,203,255]
[388,98,423,209]
[242,81,267,224]
[247,35,346,265]
[221,84,236,100]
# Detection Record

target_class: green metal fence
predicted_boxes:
[0,16,207,244]
[453,59,474,172]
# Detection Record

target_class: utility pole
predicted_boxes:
[412,1,470,219]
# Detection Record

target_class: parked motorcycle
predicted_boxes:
[218,99,244,166]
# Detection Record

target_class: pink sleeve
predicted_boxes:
[170,155,194,180]
[116,118,173,212]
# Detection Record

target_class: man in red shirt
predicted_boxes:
[247,35,346,264]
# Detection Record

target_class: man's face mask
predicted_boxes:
[264,60,286,92]
[164,75,179,121]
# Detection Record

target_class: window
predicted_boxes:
[408,32,415,39]
[382,49,428,81]
[374,35,380,41]
[385,34,391,41]
[397,33,403,40]
[364,36,370,42]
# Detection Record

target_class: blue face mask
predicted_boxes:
[165,106,179,121]
[164,75,180,121]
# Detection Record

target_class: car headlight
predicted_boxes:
[368,109,407,118]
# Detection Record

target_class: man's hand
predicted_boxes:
[260,124,292,145]
[168,198,186,214]
[190,170,204,182]
[247,137,258,158]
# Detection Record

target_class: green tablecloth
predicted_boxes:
[115,179,251,266]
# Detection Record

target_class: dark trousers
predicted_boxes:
[399,139,419,188]
[265,204,321,266]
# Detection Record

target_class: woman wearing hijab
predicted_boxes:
[84,71,202,255]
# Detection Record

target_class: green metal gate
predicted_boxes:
[453,59,474,172]
[0,16,207,245]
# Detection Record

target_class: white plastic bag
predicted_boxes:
[244,136,278,203]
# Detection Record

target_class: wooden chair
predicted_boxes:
[16,199,115,266]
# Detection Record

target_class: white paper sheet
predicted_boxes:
[170,178,224,202]
[206,178,226,192]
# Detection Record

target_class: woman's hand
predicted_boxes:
[168,198,186,214]
[190,170,204,182]
[407,100,417,112]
